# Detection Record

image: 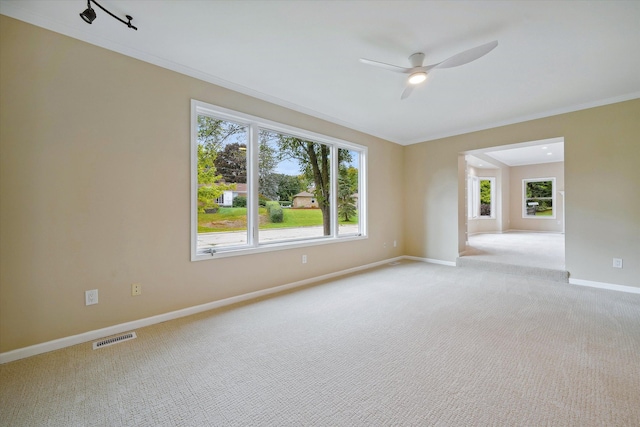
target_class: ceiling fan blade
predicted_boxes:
[431,40,498,70]
[400,84,414,100]
[359,58,411,73]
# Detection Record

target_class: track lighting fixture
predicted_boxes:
[79,0,138,31]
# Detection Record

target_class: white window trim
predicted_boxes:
[522,177,556,219]
[191,99,368,261]
[467,176,495,219]
[467,176,478,219]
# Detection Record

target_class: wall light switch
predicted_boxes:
[613,258,623,269]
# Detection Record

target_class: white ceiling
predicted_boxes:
[1,1,639,145]
[466,137,564,170]
[484,140,564,167]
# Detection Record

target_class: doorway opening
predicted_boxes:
[458,137,566,280]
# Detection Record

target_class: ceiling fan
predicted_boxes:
[360,40,498,100]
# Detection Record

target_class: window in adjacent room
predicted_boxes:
[523,177,555,218]
[468,176,495,219]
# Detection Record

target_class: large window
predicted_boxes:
[468,176,495,219]
[191,100,367,260]
[523,178,555,218]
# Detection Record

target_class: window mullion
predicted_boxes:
[248,124,260,247]
[358,150,366,236]
[330,145,338,237]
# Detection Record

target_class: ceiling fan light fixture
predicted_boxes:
[408,72,427,85]
[361,40,498,99]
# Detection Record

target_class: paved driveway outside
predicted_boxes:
[198,224,359,248]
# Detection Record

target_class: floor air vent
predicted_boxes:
[93,332,137,350]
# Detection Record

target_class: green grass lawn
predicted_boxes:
[198,207,358,233]
[535,209,553,216]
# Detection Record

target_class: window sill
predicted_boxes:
[192,234,368,261]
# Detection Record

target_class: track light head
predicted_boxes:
[79,0,138,31]
[79,7,96,24]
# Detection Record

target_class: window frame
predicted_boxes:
[191,99,367,261]
[467,175,478,219]
[467,176,495,219]
[522,177,556,219]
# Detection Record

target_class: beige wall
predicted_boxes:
[405,99,640,288]
[0,17,405,353]
[509,162,564,232]
[2,16,639,355]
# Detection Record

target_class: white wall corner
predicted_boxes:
[403,255,457,267]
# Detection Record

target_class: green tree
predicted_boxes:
[526,180,553,211]
[214,143,246,183]
[526,181,552,198]
[196,117,244,212]
[277,137,352,235]
[277,137,330,233]
[480,179,491,204]
[338,175,357,221]
[296,174,312,194]
[345,166,358,194]
[275,173,303,202]
[479,179,492,216]
[258,131,279,200]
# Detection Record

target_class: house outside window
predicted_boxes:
[191,100,367,260]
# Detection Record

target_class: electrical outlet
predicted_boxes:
[393,240,397,247]
[131,283,142,296]
[85,289,98,306]
[302,254,307,264]
[613,258,623,269]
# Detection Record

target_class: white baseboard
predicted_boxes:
[504,229,564,234]
[467,230,564,236]
[466,231,505,236]
[10,257,628,364]
[569,278,640,294]
[0,256,404,364]
[403,255,457,267]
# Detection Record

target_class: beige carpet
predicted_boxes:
[2,261,639,426]
[462,232,566,269]
[458,232,569,281]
